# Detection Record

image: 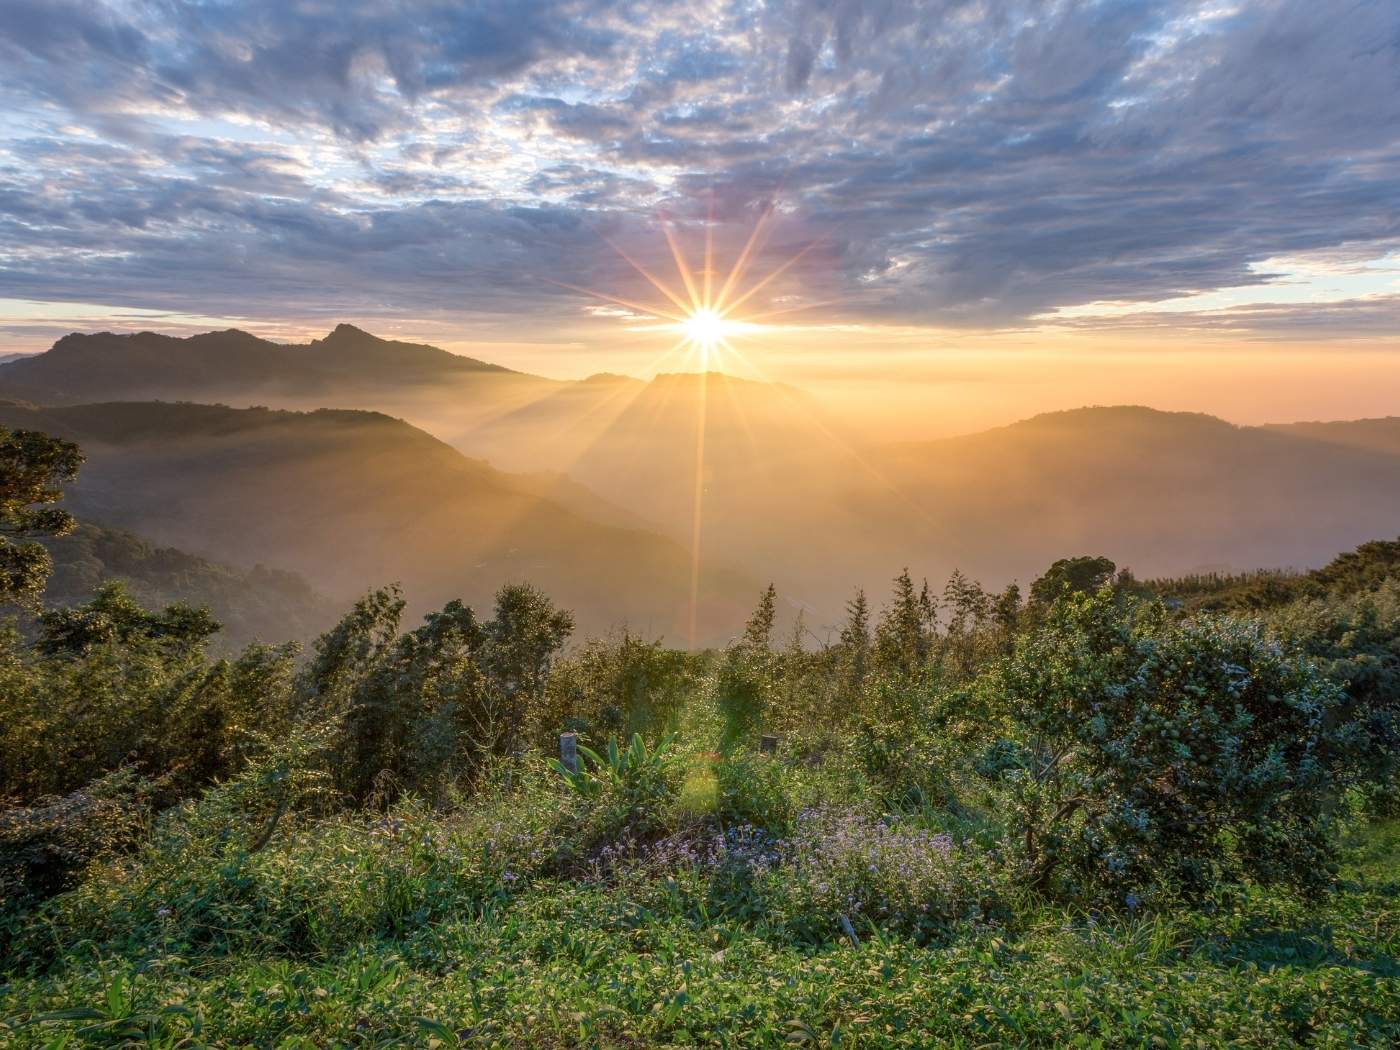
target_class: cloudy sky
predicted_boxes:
[1,0,1398,424]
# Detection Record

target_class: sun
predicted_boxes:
[679,308,733,355]
[554,202,820,376]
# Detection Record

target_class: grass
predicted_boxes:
[2,780,1397,1048]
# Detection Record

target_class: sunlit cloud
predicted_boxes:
[0,0,1397,371]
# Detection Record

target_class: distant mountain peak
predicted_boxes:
[322,322,375,342]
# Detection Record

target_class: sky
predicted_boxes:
[1,0,1399,431]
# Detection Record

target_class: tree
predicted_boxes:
[874,569,937,677]
[839,588,871,695]
[741,583,778,651]
[1029,555,1117,606]
[298,582,574,802]
[0,427,83,607]
[718,585,781,745]
[336,597,487,802]
[482,582,574,754]
[38,581,220,656]
[942,570,991,676]
[992,582,1022,654]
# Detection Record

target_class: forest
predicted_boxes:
[2,424,1398,1047]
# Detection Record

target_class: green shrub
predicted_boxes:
[540,632,696,746]
[0,768,157,923]
[0,596,299,802]
[1265,579,1400,796]
[715,749,797,833]
[301,583,573,804]
[991,588,1345,901]
[548,733,684,863]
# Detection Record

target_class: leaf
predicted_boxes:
[34,1009,108,1023]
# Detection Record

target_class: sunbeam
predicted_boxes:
[562,210,825,643]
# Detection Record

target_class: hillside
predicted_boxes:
[862,406,1400,588]
[462,396,1400,617]
[8,326,1400,626]
[40,522,337,648]
[0,401,759,644]
[1266,417,1400,457]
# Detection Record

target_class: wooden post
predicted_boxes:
[838,912,861,949]
[760,734,778,754]
[559,732,579,774]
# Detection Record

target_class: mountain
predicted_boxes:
[465,395,1400,618]
[0,324,548,409]
[40,522,337,648]
[0,401,760,644]
[862,406,1400,588]
[1265,417,1400,458]
[9,325,1400,629]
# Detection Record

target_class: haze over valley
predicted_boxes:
[5,324,1399,643]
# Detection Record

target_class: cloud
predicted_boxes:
[0,0,1397,340]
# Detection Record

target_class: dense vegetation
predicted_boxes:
[40,522,336,649]
[2,428,1398,1046]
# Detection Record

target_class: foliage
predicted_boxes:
[1148,535,1400,614]
[540,630,695,745]
[1029,554,1118,605]
[0,426,82,608]
[1265,580,1400,798]
[299,583,573,804]
[872,569,938,679]
[551,732,678,803]
[2,417,1399,1046]
[990,588,1344,900]
[0,599,298,802]
[715,585,781,745]
[40,521,335,648]
[36,580,221,656]
[0,768,158,918]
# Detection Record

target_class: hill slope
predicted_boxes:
[863,406,1400,588]
[41,522,338,648]
[457,397,1400,616]
[1265,417,1400,457]
[0,402,758,644]
[9,326,1400,624]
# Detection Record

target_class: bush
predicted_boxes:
[991,588,1345,902]
[540,632,696,746]
[0,768,157,917]
[301,583,573,804]
[0,597,299,802]
[551,733,684,864]
[714,749,797,833]
[1265,579,1400,796]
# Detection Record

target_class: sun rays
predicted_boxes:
[556,206,824,645]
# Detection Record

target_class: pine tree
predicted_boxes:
[840,588,871,694]
[875,569,936,677]
[742,583,778,652]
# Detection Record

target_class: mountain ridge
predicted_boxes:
[0,324,531,406]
